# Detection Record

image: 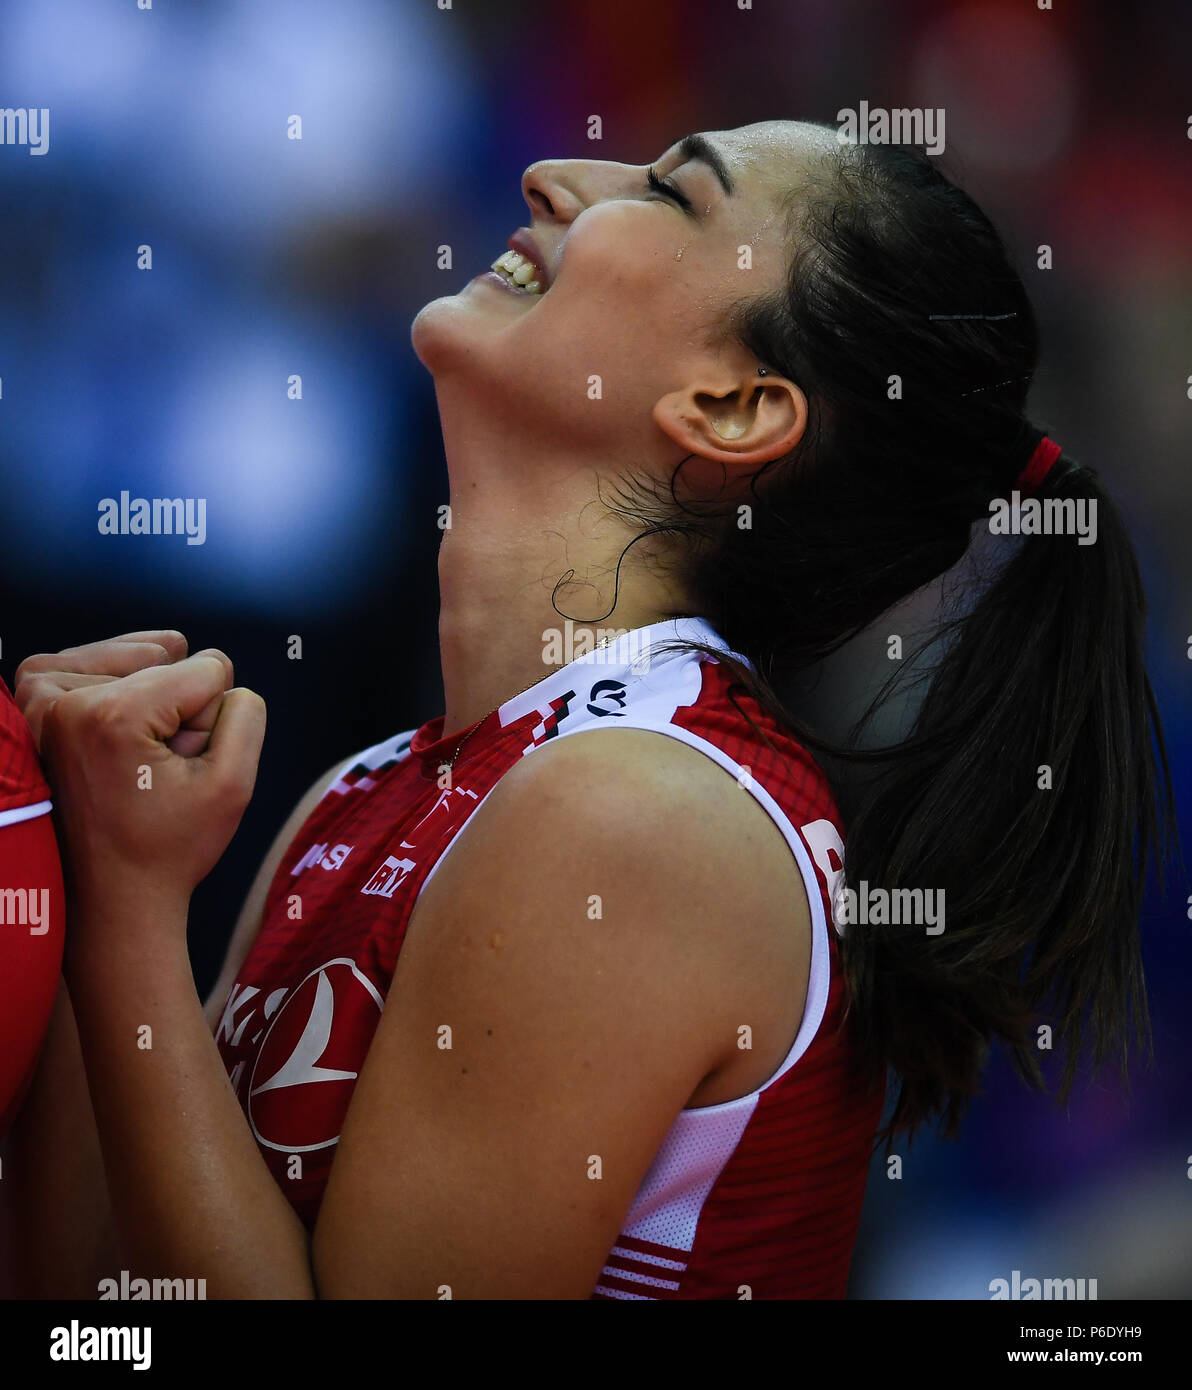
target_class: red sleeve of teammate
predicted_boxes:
[0,674,65,1137]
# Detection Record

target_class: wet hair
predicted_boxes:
[593,136,1176,1141]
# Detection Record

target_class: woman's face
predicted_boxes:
[412,120,830,472]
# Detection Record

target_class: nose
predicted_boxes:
[521,156,642,224]
[520,159,582,224]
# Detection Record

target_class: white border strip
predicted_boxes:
[0,799,51,829]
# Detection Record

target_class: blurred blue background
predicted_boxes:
[0,0,1187,1297]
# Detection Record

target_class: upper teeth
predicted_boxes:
[491,250,542,294]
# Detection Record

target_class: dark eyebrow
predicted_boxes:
[675,133,735,198]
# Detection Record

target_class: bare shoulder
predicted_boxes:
[319,731,812,1295]
[407,726,813,1103]
[487,723,807,888]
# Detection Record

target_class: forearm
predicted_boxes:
[0,978,117,1299]
[64,888,315,1299]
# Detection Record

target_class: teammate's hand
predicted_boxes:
[14,630,217,756]
[31,650,266,909]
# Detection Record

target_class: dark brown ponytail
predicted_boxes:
[609,134,1177,1139]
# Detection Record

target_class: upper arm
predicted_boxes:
[312,728,811,1300]
[202,757,349,1030]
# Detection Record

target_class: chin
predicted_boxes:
[411,288,505,375]
[410,294,458,371]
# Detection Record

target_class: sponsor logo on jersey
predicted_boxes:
[291,841,354,876]
[586,678,628,717]
[360,853,416,899]
[358,784,479,900]
[246,958,384,1154]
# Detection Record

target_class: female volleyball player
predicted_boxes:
[5,120,1171,1299]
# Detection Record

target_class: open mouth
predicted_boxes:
[489,248,546,296]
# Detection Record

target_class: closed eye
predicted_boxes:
[646,166,694,215]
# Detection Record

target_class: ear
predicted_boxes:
[653,372,807,467]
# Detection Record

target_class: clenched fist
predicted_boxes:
[15,630,266,913]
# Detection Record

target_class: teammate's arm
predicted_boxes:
[2,761,343,1299]
[3,632,196,1298]
[0,808,68,1298]
[0,979,115,1299]
[0,747,64,1136]
[5,628,348,1295]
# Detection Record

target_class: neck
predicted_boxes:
[433,389,690,733]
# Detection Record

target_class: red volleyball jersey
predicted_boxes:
[0,674,64,1135]
[213,618,885,1298]
[0,675,51,823]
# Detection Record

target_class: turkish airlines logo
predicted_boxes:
[246,958,384,1154]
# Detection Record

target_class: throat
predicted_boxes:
[432,441,693,733]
